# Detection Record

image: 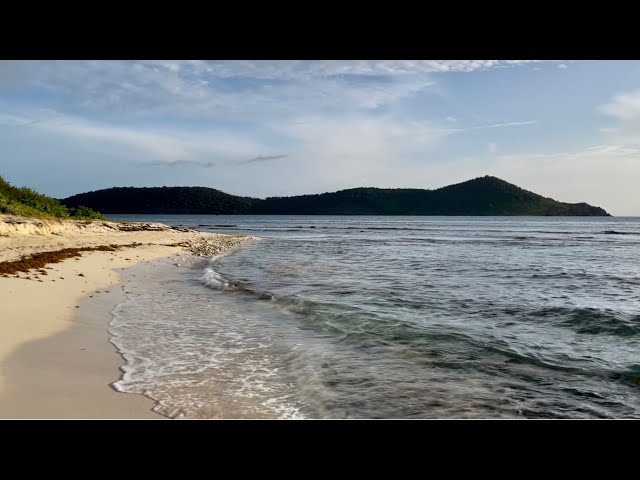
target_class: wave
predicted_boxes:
[190,224,239,229]
[199,224,638,241]
[202,258,640,342]
[200,264,275,300]
[556,308,640,337]
[262,293,640,390]
[201,266,232,290]
[485,305,640,340]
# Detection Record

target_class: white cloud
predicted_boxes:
[258,115,458,193]
[495,144,639,162]
[471,120,537,130]
[182,60,545,79]
[242,155,287,164]
[557,64,569,69]
[140,159,217,168]
[0,113,36,126]
[600,89,640,121]
[599,89,640,146]
[0,60,549,121]
[19,112,274,165]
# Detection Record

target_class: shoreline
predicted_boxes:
[0,215,252,419]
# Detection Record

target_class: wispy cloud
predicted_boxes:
[138,159,217,168]
[8,111,273,164]
[0,61,550,121]
[600,89,640,121]
[471,120,537,130]
[495,144,640,161]
[260,114,459,193]
[599,89,640,146]
[147,60,546,79]
[242,154,287,164]
[0,113,41,126]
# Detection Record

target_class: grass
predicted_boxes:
[0,176,105,220]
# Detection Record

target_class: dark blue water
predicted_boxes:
[108,215,640,418]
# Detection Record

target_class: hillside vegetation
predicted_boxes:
[0,176,105,220]
[63,186,256,215]
[62,176,610,216]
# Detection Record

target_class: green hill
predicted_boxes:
[62,176,610,216]
[63,186,256,215]
[252,177,610,215]
[0,176,105,220]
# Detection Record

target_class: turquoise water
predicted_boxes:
[108,215,640,418]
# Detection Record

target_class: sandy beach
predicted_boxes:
[0,215,251,418]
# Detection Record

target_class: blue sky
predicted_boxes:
[1,60,639,215]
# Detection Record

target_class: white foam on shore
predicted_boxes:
[201,266,230,290]
[108,256,305,419]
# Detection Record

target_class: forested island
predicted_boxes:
[62,176,610,216]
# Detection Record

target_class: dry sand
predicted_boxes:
[0,214,251,418]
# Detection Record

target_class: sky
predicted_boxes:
[1,60,639,215]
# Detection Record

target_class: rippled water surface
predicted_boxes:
[107,215,640,418]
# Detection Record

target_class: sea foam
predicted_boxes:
[201,266,231,290]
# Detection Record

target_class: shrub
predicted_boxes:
[0,175,106,220]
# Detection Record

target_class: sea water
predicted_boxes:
[107,215,640,418]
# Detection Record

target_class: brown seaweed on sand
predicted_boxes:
[0,243,142,276]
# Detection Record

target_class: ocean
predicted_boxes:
[106,215,640,419]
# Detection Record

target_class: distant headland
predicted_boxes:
[62,176,610,216]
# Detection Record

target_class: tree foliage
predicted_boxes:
[61,176,610,216]
[63,186,256,214]
[0,176,106,220]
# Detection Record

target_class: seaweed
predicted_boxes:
[0,242,143,276]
